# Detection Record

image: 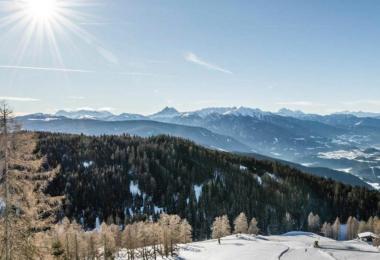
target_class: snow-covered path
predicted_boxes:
[169,232,380,260]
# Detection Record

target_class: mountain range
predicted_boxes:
[16,106,380,190]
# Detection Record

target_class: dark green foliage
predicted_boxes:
[51,240,64,258]
[36,132,380,239]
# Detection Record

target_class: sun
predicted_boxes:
[24,0,58,20]
[0,0,96,66]
[0,0,112,70]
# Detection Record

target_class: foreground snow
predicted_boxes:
[153,232,379,260]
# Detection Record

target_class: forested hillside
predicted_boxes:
[36,132,380,239]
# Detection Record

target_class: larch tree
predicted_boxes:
[367,216,374,232]
[283,212,294,232]
[0,102,36,259]
[0,102,12,260]
[248,217,259,235]
[332,217,340,240]
[374,216,380,235]
[233,212,248,236]
[321,222,333,238]
[158,213,183,257]
[307,212,320,233]
[122,223,138,260]
[100,222,116,259]
[211,215,231,244]
[358,220,368,234]
[346,216,359,240]
[179,219,192,243]
[168,214,181,255]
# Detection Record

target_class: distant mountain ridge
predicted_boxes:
[17,116,251,153]
[17,106,380,189]
[41,107,380,121]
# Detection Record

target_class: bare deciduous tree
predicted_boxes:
[248,217,259,236]
[211,215,231,244]
[233,212,248,236]
[332,217,340,240]
[0,102,36,259]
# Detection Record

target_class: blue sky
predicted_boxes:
[1,0,380,115]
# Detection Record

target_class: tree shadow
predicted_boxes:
[321,246,380,254]
[181,244,204,252]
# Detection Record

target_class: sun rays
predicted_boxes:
[23,0,59,20]
[0,0,98,68]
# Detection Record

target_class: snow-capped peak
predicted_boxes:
[149,107,180,119]
[55,109,114,120]
[277,108,305,118]
[191,107,269,118]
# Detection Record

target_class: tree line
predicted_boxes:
[35,132,380,239]
[42,213,191,260]
[40,211,379,259]
[42,211,258,259]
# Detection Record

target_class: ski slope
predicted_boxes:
[166,232,379,260]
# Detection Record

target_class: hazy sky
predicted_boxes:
[1,0,380,115]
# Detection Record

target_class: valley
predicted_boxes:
[17,107,380,190]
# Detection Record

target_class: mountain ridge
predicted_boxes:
[16,106,380,190]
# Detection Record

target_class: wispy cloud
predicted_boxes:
[277,101,325,107]
[79,21,131,26]
[0,96,39,102]
[0,64,172,78]
[0,65,93,73]
[68,96,86,100]
[96,46,119,64]
[64,107,115,112]
[116,71,175,77]
[184,52,233,74]
[341,100,380,106]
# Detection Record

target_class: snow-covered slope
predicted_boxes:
[126,233,380,260]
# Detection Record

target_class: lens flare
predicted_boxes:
[0,0,97,67]
[25,0,58,20]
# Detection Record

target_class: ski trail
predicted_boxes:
[277,246,290,259]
